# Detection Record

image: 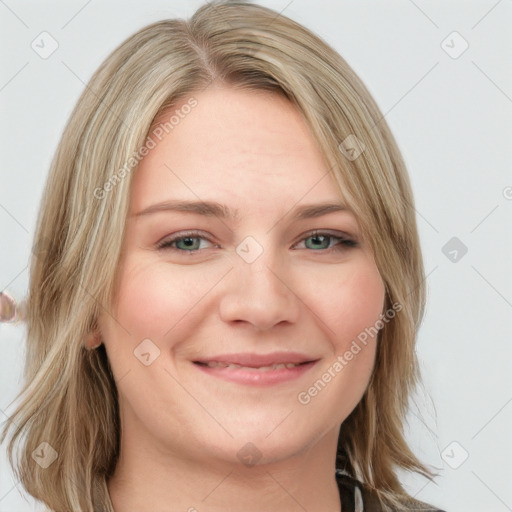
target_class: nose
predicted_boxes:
[218,249,301,331]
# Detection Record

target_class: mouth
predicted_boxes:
[194,360,311,371]
[192,352,319,386]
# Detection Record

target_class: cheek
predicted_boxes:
[113,261,210,339]
[99,260,224,409]
[294,261,385,421]
[121,275,174,339]
[309,259,386,351]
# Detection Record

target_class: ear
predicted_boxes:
[84,328,102,349]
[0,291,17,323]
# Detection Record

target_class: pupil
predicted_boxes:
[310,235,328,249]
[180,237,197,249]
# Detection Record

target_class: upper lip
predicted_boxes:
[193,352,318,367]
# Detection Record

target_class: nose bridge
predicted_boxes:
[218,234,300,329]
[236,235,287,296]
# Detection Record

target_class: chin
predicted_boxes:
[195,421,329,470]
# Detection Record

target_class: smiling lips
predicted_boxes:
[193,352,319,385]
[202,361,303,370]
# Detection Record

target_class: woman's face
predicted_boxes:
[98,85,385,468]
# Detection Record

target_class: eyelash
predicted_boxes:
[156,230,358,254]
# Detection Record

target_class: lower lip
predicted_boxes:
[193,361,318,386]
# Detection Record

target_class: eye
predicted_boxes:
[156,231,215,253]
[156,230,358,254]
[294,231,358,252]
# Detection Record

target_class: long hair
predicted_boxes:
[1,1,434,510]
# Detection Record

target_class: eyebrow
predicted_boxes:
[132,200,349,222]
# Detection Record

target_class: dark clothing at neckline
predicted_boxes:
[335,470,446,512]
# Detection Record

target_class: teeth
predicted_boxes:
[204,361,301,370]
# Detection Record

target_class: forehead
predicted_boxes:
[129,85,351,219]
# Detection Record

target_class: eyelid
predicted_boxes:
[155,230,215,250]
[293,229,357,246]
[155,229,358,253]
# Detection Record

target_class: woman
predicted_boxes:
[1,1,445,511]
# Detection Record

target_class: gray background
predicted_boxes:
[1,1,511,511]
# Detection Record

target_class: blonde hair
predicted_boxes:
[1,1,436,510]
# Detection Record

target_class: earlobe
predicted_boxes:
[84,329,103,350]
[0,291,21,323]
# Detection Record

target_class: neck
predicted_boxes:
[107,425,342,512]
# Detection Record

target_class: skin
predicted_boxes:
[97,84,386,512]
